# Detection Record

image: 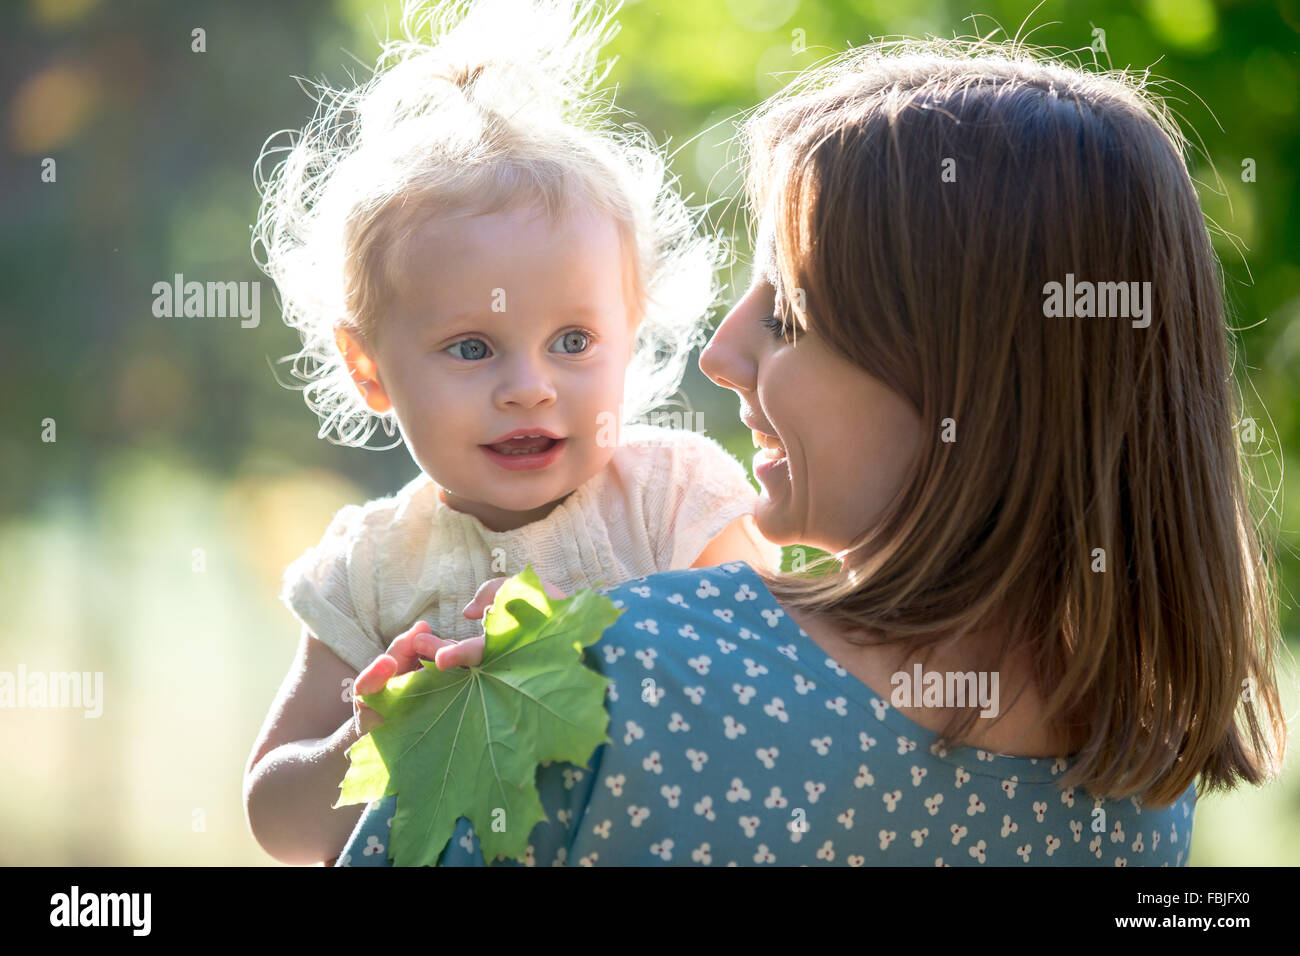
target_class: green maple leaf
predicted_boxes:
[335,565,622,866]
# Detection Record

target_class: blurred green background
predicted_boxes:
[1,0,1296,865]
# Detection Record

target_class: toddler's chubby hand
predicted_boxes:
[351,576,571,733]
[352,620,442,735]
[448,575,571,670]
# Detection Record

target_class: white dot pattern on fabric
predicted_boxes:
[338,563,1195,866]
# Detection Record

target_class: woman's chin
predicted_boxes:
[751,499,799,548]
[754,502,846,555]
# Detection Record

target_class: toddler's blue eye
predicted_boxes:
[552,330,591,354]
[447,338,490,360]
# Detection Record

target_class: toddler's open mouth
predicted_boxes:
[480,431,567,471]
[486,435,560,456]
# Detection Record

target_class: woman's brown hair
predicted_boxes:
[744,38,1288,806]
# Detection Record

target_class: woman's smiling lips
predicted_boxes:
[744,419,788,480]
[744,417,785,453]
[753,441,788,482]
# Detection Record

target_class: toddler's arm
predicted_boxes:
[244,575,564,864]
[242,620,431,865]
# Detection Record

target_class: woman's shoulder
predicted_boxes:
[598,559,751,587]
[577,562,1196,866]
[592,561,759,613]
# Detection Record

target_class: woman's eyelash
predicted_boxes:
[760,313,793,340]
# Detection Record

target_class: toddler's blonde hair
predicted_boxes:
[253,0,721,447]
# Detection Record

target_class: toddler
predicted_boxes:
[242,0,778,865]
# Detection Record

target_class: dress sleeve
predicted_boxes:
[279,503,388,673]
[642,429,768,570]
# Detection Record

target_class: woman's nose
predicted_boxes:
[699,300,756,395]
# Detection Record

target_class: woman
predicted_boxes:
[336,38,1285,866]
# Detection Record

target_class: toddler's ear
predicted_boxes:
[335,326,392,414]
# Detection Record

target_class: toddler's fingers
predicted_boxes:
[463,577,569,619]
[434,636,485,670]
[354,654,396,697]
[383,620,434,673]
[462,577,510,619]
[356,621,441,696]
[412,631,459,663]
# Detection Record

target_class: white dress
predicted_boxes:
[279,424,779,671]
